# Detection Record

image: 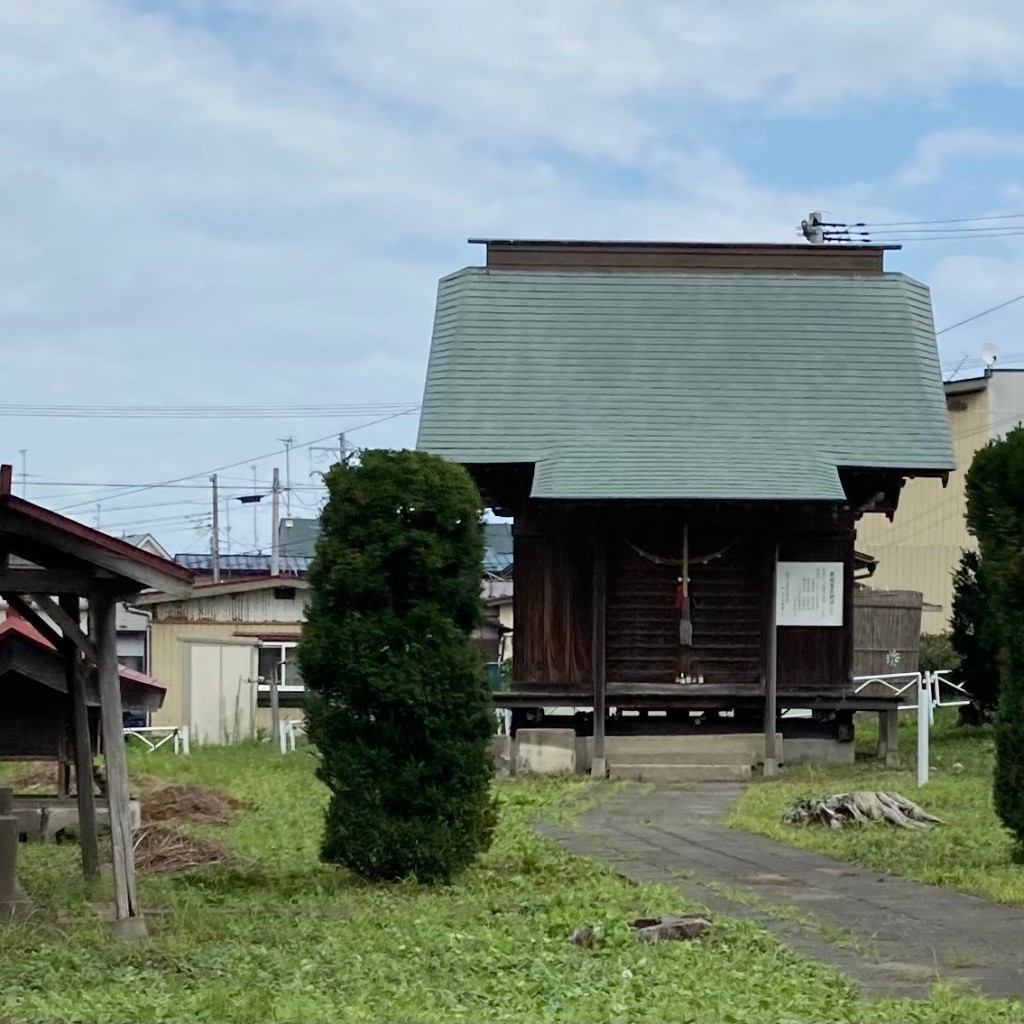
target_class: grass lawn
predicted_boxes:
[1,743,1023,1023]
[730,709,1024,906]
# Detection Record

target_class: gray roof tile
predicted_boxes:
[417,269,955,501]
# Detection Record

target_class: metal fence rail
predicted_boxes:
[123,725,190,755]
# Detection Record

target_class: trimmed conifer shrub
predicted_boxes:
[298,449,496,883]
[949,549,999,721]
[965,429,1024,850]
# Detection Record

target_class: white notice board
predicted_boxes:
[775,561,844,627]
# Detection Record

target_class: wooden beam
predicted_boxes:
[0,568,119,594]
[0,511,187,595]
[62,594,98,879]
[92,593,145,937]
[32,593,97,662]
[591,522,608,779]
[0,593,65,651]
[763,543,779,774]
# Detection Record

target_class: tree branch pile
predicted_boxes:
[783,791,944,830]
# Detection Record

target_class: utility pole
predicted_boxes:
[251,465,259,551]
[18,450,27,499]
[279,437,294,516]
[210,474,221,584]
[224,495,232,554]
[95,505,101,529]
[339,433,346,461]
[270,467,281,578]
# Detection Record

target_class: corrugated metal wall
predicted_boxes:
[149,620,302,727]
[153,588,309,624]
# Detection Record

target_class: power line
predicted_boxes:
[865,213,1024,228]
[54,407,419,513]
[0,401,419,420]
[937,293,1024,336]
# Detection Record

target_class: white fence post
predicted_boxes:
[917,673,930,787]
[180,725,190,756]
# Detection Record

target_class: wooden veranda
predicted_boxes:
[0,464,192,934]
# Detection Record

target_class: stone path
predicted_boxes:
[536,784,1024,1000]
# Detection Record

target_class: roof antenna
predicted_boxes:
[981,342,999,378]
[800,211,871,245]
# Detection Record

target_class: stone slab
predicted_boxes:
[516,729,577,775]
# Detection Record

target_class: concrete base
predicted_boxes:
[760,758,781,777]
[783,738,855,766]
[515,729,577,775]
[590,756,607,779]
[12,797,142,842]
[111,915,149,941]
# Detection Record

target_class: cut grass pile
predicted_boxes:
[731,709,1024,905]
[0,741,1022,1022]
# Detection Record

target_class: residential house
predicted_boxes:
[855,368,1023,630]
[137,576,310,742]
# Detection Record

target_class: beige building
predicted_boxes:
[137,577,309,739]
[856,369,1024,632]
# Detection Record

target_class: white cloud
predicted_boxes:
[896,129,1024,185]
[1,0,1023,547]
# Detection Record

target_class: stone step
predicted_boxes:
[607,762,754,783]
[605,732,782,758]
[604,749,757,767]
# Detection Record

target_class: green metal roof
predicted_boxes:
[416,268,955,501]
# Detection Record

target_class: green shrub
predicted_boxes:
[950,549,1000,719]
[919,632,957,674]
[298,449,496,883]
[965,429,1024,850]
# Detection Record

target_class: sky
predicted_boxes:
[3,0,1024,554]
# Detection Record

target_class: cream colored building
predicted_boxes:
[857,369,1024,632]
[137,577,309,738]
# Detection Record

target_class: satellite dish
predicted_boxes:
[981,343,999,368]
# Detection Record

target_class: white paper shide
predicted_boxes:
[775,561,844,627]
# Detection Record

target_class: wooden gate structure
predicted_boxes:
[0,464,193,933]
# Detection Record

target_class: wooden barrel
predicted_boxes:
[853,588,923,677]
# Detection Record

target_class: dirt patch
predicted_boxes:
[142,784,247,826]
[132,824,234,874]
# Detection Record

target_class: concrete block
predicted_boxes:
[12,798,141,842]
[590,756,607,779]
[516,729,577,775]
[783,738,856,766]
[608,763,753,783]
[111,916,149,941]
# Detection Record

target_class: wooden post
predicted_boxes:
[62,595,99,879]
[92,593,145,937]
[591,523,608,779]
[764,542,780,775]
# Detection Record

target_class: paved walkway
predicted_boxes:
[537,784,1024,1000]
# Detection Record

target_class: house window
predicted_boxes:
[257,641,304,692]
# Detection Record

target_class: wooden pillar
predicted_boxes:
[763,542,780,775]
[92,593,145,937]
[591,523,608,779]
[61,595,99,879]
[878,707,900,768]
